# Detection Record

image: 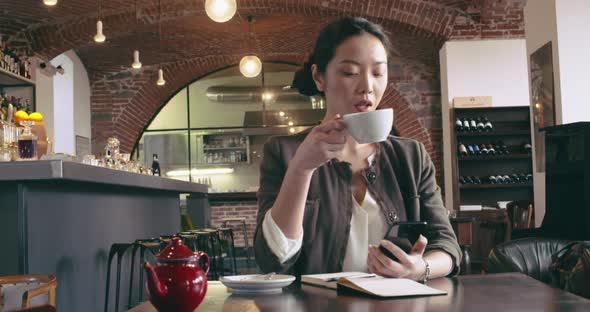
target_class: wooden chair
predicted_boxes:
[506,200,534,240]
[0,274,56,311]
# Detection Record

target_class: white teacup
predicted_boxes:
[342,108,394,144]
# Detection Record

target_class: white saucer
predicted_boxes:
[219,274,296,294]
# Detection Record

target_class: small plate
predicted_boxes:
[220,274,296,294]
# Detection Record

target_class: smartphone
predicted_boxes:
[378,221,427,262]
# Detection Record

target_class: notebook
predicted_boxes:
[337,276,447,298]
[301,272,375,290]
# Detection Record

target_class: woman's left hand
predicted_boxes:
[367,235,428,280]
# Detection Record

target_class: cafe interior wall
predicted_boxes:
[31,50,92,156]
[439,39,531,212]
[524,0,590,226]
[141,69,304,192]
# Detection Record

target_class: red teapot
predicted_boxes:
[144,237,209,312]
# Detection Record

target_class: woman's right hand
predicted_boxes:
[290,114,347,174]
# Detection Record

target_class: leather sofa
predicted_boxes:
[487,237,571,284]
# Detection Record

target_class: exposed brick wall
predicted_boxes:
[449,0,527,40]
[1,0,527,195]
[210,201,258,248]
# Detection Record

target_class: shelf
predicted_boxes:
[458,154,532,161]
[0,66,35,86]
[456,130,530,137]
[193,162,250,167]
[203,146,247,151]
[459,182,533,189]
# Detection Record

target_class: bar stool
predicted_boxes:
[104,243,132,312]
[177,232,200,253]
[222,217,252,271]
[201,229,224,279]
[127,238,164,309]
[217,227,238,276]
[190,230,220,280]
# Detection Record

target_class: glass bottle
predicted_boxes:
[17,120,37,161]
[458,142,468,156]
[455,118,463,131]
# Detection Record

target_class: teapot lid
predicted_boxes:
[156,237,196,262]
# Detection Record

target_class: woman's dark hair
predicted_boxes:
[292,17,391,96]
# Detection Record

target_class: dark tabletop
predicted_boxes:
[130,273,590,312]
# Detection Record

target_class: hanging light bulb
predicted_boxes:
[43,0,58,6]
[94,20,106,43]
[239,55,262,78]
[157,68,166,86]
[131,50,142,69]
[205,0,237,23]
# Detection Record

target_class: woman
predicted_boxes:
[254,17,461,281]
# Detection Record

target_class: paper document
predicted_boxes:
[338,276,447,298]
[301,272,374,289]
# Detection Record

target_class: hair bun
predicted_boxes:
[292,59,320,96]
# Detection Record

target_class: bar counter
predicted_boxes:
[0,160,207,312]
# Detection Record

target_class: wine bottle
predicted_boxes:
[473,144,481,155]
[495,140,507,154]
[502,174,511,183]
[511,173,520,183]
[483,117,493,131]
[152,153,161,176]
[489,175,498,184]
[459,176,467,184]
[467,144,476,155]
[464,176,474,184]
[523,142,532,153]
[470,118,477,130]
[455,118,463,131]
[462,118,470,131]
[480,144,489,155]
[471,176,481,184]
[476,117,485,131]
[487,143,496,155]
[458,142,468,156]
[525,173,533,182]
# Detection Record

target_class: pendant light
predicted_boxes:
[94,0,106,43]
[157,68,166,86]
[132,50,142,69]
[239,16,262,78]
[131,1,142,69]
[205,0,237,23]
[156,0,165,86]
[43,0,58,6]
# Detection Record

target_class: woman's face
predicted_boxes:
[312,33,388,117]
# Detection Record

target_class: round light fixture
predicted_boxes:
[205,0,237,23]
[43,0,58,6]
[94,20,106,43]
[239,55,262,78]
[131,50,142,69]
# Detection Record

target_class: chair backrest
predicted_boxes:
[507,200,533,230]
[488,237,571,284]
[0,274,56,311]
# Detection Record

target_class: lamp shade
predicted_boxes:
[43,0,58,6]
[239,55,262,78]
[205,0,237,23]
[157,69,166,86]
[94,20,106,43]
[131,50,142,69]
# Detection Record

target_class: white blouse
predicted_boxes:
[261,155,389,271]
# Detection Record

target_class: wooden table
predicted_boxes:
[129,273,590,312]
